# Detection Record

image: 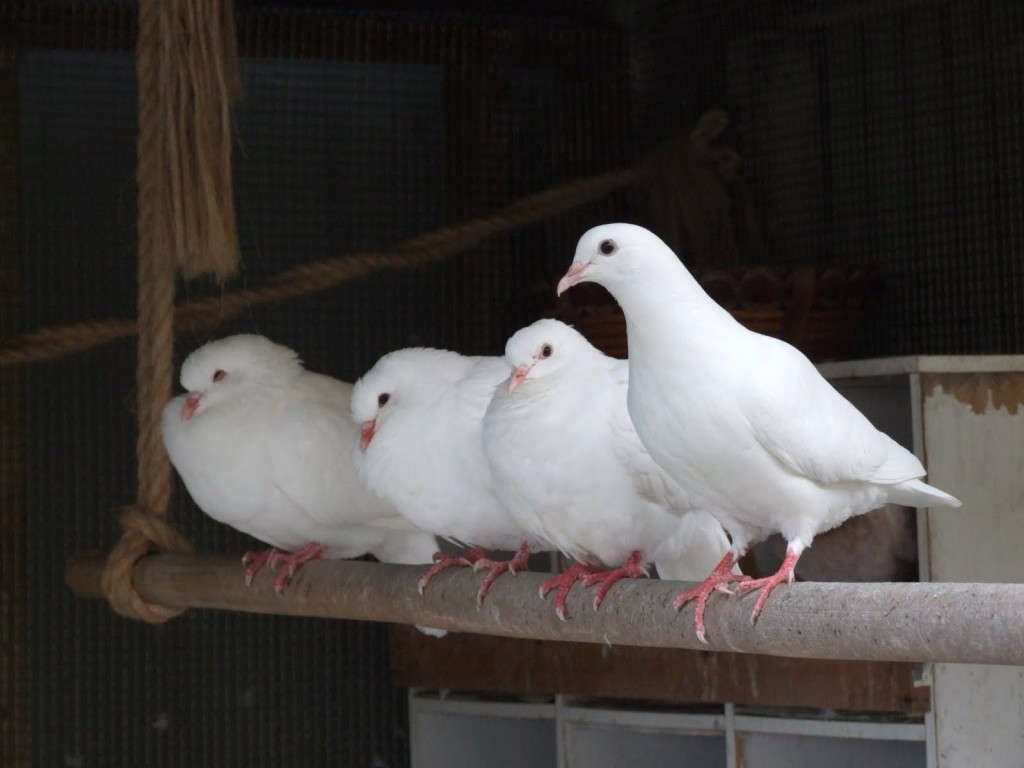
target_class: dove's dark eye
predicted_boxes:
[541,344,553,359]
[599,239,617,256]
[212,369,226,383]
[377,393,390,407]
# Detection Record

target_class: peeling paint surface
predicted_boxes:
[923,372,1024,416]
[923,371,1024,767]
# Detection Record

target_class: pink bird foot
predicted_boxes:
[417,546,488,595]
[673,551,749,643]
[269,542,326,594]
[539,562,596,621]
[735,548,799,623]
[471,541,531,607]
[581,550,650,611]
[242,541,325,593]
[242,548,277,586]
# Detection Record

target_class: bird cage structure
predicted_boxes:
[3,1,1024,767]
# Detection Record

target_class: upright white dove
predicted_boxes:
[162,334,441,595]
[351,347,540,605]
[482,319,733,620]
[558,224,961,641]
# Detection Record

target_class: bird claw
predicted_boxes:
[266,542,325,594]
[734,550,798,623]
[673,551,744,642]
[715,574,749,596]
[274,575,289,596]
[539,563,593,620]
[581,551,650,612]
[240,543,325,592]
[418,546,508,599]
[473,545,531,608]
[241,548,277,587]
[417,551,471,595]
[457,546,488,568]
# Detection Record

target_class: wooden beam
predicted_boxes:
[391,627,931,712]
[67,553,1024,666]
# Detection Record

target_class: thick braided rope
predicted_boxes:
[162,0,241,281]
[100,0,193,623]
[0,166,639,364]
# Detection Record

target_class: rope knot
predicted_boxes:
[100,505,193,623]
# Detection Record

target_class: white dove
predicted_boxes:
[351,347,540,605]
[558,224,961,641]
[162,334,441,595]
[482,319,733,620]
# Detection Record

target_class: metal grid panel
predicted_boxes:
[8,4,631,766]
[632,0,1024,355]
[19,43,413,768]
[1,34,29,768]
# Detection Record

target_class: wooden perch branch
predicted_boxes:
[66,553,1024,666]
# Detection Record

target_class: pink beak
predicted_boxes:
[507,364,532,393]
[359,420,376,452]
[180,392,202,421]
[556,262,590,296]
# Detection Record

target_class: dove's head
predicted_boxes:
[557,223,680,298]
[503,319,604,393]
[176,334,302,421]
[352,347,465,452]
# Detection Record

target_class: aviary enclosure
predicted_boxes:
[2,1,1023,766]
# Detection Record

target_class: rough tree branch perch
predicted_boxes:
[66,553,1024,666]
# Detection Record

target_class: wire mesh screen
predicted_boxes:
[632,0,1024,355]
[6,4,630,767]
[1,34,29,768]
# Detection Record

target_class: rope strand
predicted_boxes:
[99,0,239,623]
[0,166,639,366]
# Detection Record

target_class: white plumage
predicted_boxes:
[351,346,540,602]
[482,319,732,619]
[558,223,960,640]
[162,334,440,595]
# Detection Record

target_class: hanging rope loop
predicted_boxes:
[100,0,240,623]
[100,506,193,622]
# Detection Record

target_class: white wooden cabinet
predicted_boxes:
[410,691,927,768]
[408,357,1024,768]
[410,693,558,767]
[821,356,1024,768]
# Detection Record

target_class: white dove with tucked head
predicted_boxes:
[483,319,732,619]
[162,334,441,595]
[351,347,539,603]
[558,224,960,641]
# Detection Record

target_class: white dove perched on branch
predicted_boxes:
[482,319,733,620]
[162,334,441,595]
[558,224,961,642]
[351,347,541,605]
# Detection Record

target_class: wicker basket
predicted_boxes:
[556,264,882,363]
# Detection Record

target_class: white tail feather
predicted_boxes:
[887,478,961,509]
